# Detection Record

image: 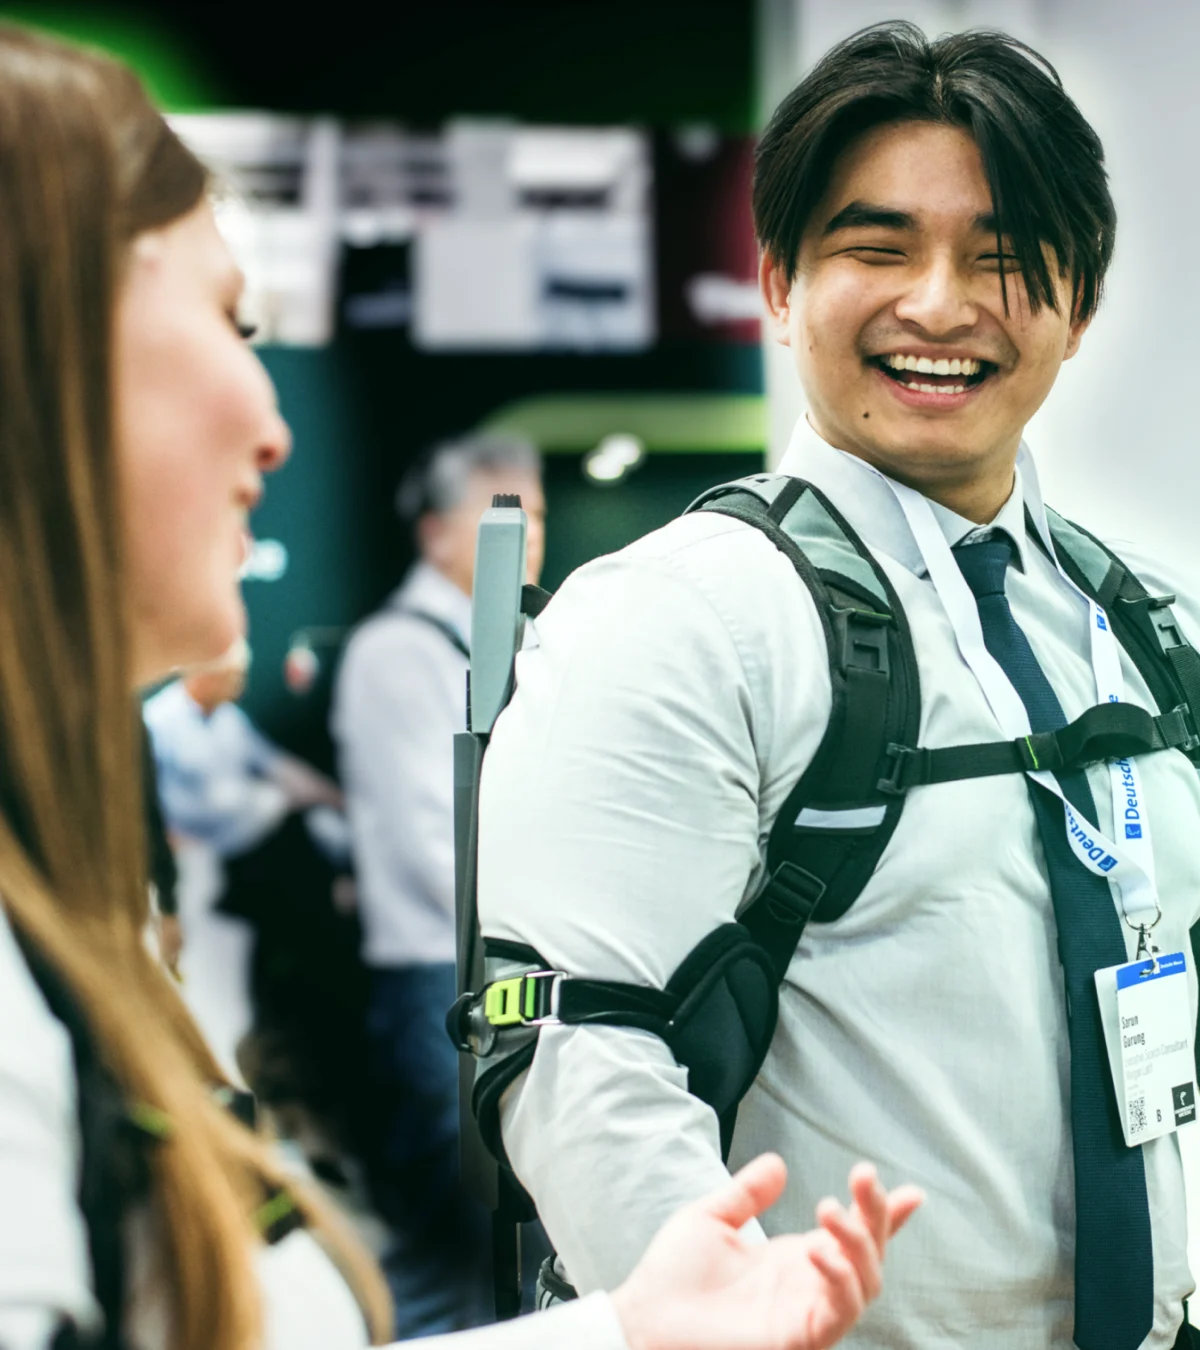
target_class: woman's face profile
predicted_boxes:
[115,200,290,687]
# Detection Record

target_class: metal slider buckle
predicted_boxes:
[1169,703,1200,755]
[484,970,565,1028]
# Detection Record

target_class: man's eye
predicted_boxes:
[235,320,258,341]
[980,254,1021,269]
[840,246,905,260]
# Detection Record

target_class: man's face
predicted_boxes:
[420,468,546,594]
[762,120,1089,507]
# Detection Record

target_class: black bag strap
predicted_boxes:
[686,475,921,978]
[878,701,1198,794]
[1045,508,1200,765]
[400,607,471,659]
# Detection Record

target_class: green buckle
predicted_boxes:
[482,971,564,1027]
[484,977,526,1026]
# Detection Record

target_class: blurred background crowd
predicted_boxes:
[8,0,1200,1339]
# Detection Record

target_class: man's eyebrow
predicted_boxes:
[822,201,916,235]
[821,205,1006,237]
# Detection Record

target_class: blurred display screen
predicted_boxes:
[169,113,760,350]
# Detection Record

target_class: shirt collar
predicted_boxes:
[775,416,1034,579]
[391,560,473,640]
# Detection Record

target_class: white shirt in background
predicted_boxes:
[332,562,471,968]
[144,682,289,859]
[479,417,1200,1350]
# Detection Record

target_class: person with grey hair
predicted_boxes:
[330,432,544,1340]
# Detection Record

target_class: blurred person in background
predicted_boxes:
[331,435,544,1338]
[144,638,344,1082]
[0,24,921,1350]
[145,637,344,860]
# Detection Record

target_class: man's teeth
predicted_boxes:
[879,353,983,377]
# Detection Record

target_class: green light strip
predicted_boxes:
[481,393,766,454]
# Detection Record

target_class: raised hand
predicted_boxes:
[610,1154,923,1350]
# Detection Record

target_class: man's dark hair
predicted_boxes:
[753,22,1115,320]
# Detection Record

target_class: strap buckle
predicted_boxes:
[1164,703,1200,755]
[483,970,565,1028]
[831,606,891,678]
[1120,592,1185,655]
[877,743,925,796]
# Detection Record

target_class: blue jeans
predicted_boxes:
[363,963,492,1339]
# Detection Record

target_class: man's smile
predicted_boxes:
[867,349,1000,409]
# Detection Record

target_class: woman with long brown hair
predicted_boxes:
[0,23,920,1350]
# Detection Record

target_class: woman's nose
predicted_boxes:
[257,410,292,474]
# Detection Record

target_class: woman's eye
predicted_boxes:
[236,321,258,341]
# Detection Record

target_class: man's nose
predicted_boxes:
[893,255,978,336]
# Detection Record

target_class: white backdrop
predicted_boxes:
[758,0,1199,579]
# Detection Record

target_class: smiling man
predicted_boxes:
[476,22,1200,1350]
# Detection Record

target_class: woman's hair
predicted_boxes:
[0,25,388,1350]
[754,21,1116,322]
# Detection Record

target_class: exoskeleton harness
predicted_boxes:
[446,477,1200,1316]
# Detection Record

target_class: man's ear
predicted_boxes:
[417,512,448,568]
[1063,307,1092,362]
[759,252,794,346]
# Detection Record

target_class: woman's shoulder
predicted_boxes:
[0,903,99,1334]
[0,904,80,1119]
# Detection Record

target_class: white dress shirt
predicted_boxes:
[479,417,1200,1350]
[0,902,630,1350]
[332,562,471,968]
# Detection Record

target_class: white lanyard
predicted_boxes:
[875,446,1159,931]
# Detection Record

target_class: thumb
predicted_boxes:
[698,1153,788,1230]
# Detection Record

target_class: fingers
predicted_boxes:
[816,1196,882,1301]
[847,1162,888,1254]
[884,1185,925,1238]
[698,1152,788,1229]
[845,1164,925,1246]
[807,1232,867,1327]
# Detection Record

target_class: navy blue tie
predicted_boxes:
[955,537,1153,1350]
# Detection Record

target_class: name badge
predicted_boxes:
[1095,951,1197,1147]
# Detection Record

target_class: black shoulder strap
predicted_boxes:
[1045,509,1200,768]
[687,474,920,978]
[400,607,470,659]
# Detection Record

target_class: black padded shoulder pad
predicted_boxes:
[686,475,920,948]
[663,923,778,1122]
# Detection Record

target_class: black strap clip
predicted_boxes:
[761,861,827,926]
[1119,592,1185,655]
[1162,703,1200,755]
[831,606,891,678]
[877,743,925,796]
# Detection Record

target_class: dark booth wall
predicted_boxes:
[7,0,765,775]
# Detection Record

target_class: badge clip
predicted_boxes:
[1125,900,1163,975]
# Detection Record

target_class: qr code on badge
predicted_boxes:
[1129,1097,1148,1136]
